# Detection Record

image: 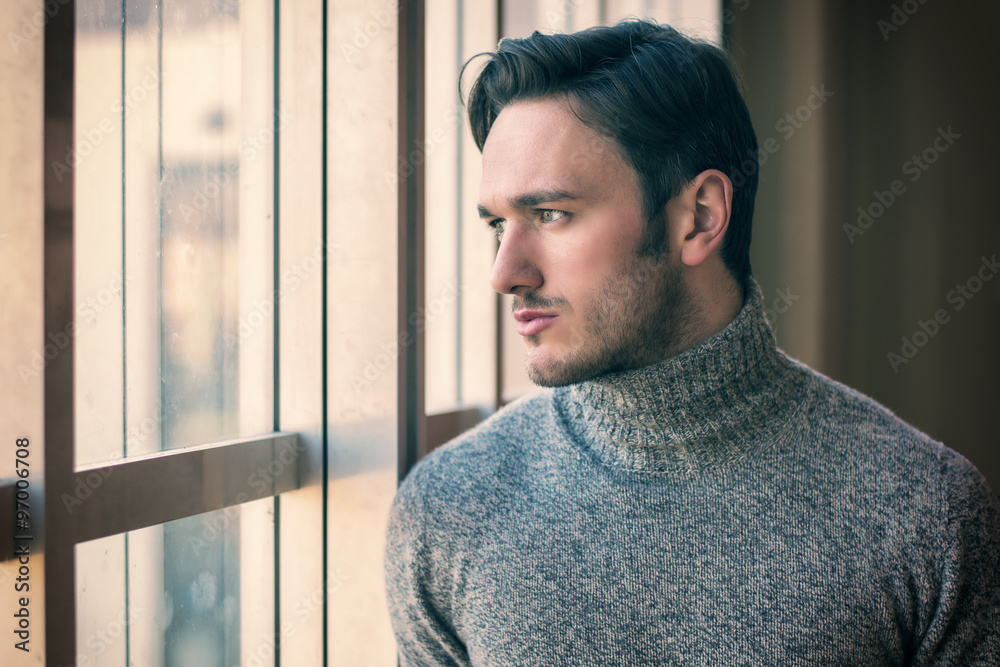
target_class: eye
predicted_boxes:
[538,209,567,223]
[486,218,506,239]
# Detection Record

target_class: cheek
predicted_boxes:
[543,228,634,306]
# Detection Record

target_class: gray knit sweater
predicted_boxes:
[385,282,1000,666]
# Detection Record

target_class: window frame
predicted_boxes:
[0,2,322,664]
[2,0,521,663]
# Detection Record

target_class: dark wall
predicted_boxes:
[729,0,1000,489]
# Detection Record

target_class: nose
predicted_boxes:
[489,225,543,295]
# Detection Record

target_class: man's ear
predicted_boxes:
[667,169,732,267]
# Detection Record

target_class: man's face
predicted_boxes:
[478,98,699,387]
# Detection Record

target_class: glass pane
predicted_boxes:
[75,0,275,466]
[76,499,274,667]
[502,0,722,39]
[424,0,499,414]
[423,0,461,413]
[74,0,127,466]
[325,2,412,661]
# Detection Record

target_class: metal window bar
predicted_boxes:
[25,3,307,666]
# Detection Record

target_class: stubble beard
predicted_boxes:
[524,249,701,388]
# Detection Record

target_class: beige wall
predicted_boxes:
[0,0,46,663]
[730,0,1000,490]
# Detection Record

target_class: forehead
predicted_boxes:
[478,98,635,208]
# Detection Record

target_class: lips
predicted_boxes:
[513,309,558,336]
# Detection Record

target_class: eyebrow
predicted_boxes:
[477,189,581,219]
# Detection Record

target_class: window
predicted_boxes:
[0,1,720,665]
[1,0,320,664]
[69,2,285,665]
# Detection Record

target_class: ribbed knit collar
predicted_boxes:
[556,278,803,474]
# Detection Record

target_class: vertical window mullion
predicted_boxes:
[399,0,427,474]
[43,1,78,664]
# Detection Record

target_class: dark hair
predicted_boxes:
[463,19,758,287]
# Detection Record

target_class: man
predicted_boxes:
[385,19,1000,666]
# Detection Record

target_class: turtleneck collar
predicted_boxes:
[555,278,804,474]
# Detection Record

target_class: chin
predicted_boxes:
[524,348,609,388]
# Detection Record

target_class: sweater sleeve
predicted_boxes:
[913,447,1000,666]
[384,470,471,667]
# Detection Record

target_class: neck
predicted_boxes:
[650,264,745,365]
[555,277,803,474]
[681,265,745,354]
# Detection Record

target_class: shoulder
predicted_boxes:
[390,389,557,528]
[423,388,551,465]
[787,355,941,456]
[783,354,999,523]
[435,388,556,460]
